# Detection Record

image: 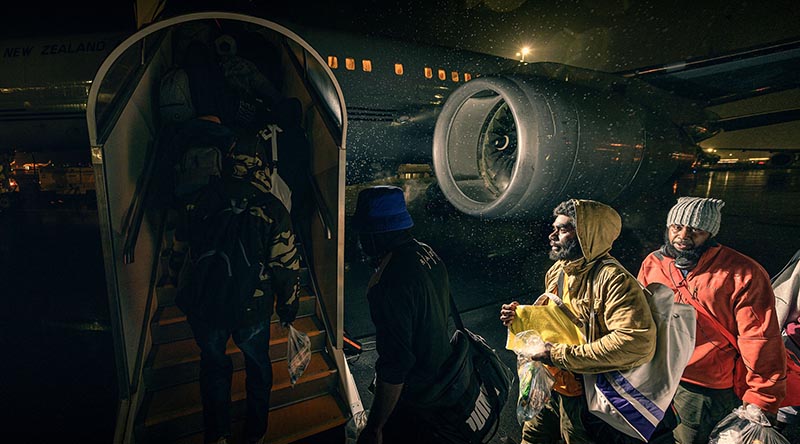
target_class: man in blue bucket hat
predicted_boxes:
[354,186,452,444]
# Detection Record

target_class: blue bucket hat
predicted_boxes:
[352,186,414,233]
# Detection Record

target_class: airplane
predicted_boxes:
[2,7,799,444]
[1,16,798,219]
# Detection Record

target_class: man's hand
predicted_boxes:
[531,342,554,367]
[743,401,778,426]
[500,301,519,327]
[357,424,382,444]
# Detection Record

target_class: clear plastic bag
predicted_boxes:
[510,330,555,425]
[709,404,790,444]
[344,409,368,444]
[287,323,311,386]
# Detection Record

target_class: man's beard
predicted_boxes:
[549,236,583,261]
[661,229,710,270]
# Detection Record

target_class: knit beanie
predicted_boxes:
[666,197,725,236]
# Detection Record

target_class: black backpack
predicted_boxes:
[176,187,266,329]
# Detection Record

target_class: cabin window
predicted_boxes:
[451,71,459,82]
[346,58,355,70]
[327,56,338,69]
[424,67,433,79]
[438,69,446,81]
[394,63,404,75]
[363,59,373,72]
[464,73,472,81]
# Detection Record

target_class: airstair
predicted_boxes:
[134,246,348,443]
[85,13,358,444]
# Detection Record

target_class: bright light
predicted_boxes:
[518,46,531,62]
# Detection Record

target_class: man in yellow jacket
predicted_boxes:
[500,199,672,443]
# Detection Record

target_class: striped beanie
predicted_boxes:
[666,197,725,237]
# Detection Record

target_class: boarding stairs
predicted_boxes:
[133,241,349,443]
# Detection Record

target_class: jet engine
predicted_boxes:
[432,75,695,218]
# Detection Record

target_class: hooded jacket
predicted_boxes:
[548,200,656,374]
[638,244,787,413]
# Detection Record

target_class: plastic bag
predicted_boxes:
[509,330,555,425]
[506,298,585,351]
[709,404,790,444]
[287,323,311,386]
[344,409,368,444]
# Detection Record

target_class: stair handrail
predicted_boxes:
[308,173,334,240]
[281,38,339,238]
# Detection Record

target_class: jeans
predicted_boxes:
[191,320,272,443]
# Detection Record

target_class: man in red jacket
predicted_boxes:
[637,196,786,444]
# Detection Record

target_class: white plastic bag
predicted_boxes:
[510,330,554,425]
[287,324,311,386]
[344,409,368,444]
[709,404,790,444]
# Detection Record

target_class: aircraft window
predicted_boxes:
[395,64,404,75]
[438,69,446,81]
[424,67,433,79]
[363,60,373,72]
[451,71,459,82]
[464,73,472,81]
[327,56,338,69]
[346,58,355,70]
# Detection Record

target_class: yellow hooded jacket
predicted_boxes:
[548,200,656,374]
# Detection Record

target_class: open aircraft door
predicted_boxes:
[86,12,357,443]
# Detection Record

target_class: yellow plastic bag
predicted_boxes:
[505,294,585,351]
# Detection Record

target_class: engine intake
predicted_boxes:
[432,75,693,218]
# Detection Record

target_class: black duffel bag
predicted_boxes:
[411,295,515,444]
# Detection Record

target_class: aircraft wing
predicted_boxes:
[618,38,800,107]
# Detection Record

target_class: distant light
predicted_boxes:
[518,46,532,62]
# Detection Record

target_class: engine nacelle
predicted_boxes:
[432,75,695,218]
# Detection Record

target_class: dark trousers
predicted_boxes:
[191,320,272,443]
[382,406,440,444]
[672,381,739,444]
[522,391,677,444]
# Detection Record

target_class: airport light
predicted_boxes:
[519,46,530,62]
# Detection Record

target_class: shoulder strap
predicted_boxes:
[650,253,739,350]
[449,293,465,332]
[547,272,585,329]
[586,257,631,342]
[681,293,739,351]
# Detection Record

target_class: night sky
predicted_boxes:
[6,0,800,71]
[4,0,799,148]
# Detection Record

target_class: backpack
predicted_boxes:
[175,187,266,329]
[171,120,235,201]
[174,145,223,198]
[159,67,195,125]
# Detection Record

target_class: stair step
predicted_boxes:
[157,270,312,307]
[145,324,328,390]
[137,353,340,443]
[170,393,349,444]
[151,296,317,344]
